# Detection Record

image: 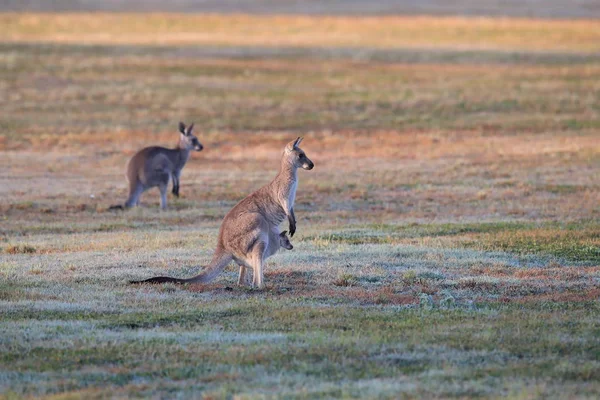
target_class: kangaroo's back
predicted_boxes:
[128,146,175,186]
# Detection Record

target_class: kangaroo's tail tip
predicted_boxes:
[108,204,125,211]
[129,276,185,285]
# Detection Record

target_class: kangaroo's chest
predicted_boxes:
[175,151,190,171]
[287,181,298,210]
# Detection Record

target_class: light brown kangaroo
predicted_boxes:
[116,122,203,210]
[130,137,313,289]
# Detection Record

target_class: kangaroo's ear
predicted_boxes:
[186,123,194,136]
[286,137,302,152]
[178,122,186,134]
[280,231,287,237]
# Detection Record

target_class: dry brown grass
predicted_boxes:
[2,128,598,235]
[3,13,600,52]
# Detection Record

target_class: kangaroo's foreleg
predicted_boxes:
[171,173,180,197]
[288,207,296,237]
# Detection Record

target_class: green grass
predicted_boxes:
[1,296,599,397]
[2,225,600,397]
[477,231,600,263]
[307,222,600,264]
[1,222,599,397]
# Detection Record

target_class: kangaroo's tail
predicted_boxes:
[129,250,232,285]
[108,204,124,211]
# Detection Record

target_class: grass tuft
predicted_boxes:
[332,273,359,287]
[4,245,37,254]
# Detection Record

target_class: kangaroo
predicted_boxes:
[237,230,293,286]
[130,137,314,289]
[278,230,294,250]
[114,122,203,210]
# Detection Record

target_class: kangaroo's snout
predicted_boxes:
[303,160,314,170]
[195,144,204,151]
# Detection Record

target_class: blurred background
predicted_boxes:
[1,0,598,227]
[3,0,600,18]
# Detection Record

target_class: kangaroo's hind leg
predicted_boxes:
[125,180,144,208]
[237,260,253,287]
[158,182,168,210]
[154,170,170,210]
[250,241,267,289]
[237,265,248,286]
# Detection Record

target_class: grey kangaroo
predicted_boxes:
[278,230,294,251]
[115,122,203,210]
[130,137,313,289]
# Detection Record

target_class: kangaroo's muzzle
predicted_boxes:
[302,161,314,170]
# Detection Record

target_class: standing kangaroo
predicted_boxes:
[119,122,203,210]
[130,137,314,289]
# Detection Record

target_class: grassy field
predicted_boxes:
[1,13,600,399]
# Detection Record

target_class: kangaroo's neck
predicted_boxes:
[277,158,298,183]
[174,144,191,169]
[271,157,298,208]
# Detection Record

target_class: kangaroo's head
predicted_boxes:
[279,231,294,250]
[178,122,203,152]
[285,137,314,170]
